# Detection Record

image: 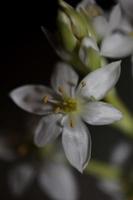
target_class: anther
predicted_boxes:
[81,81,86,88]
[69,118,74,128]
[129,31,133,37]
[54,107,61,113]
[43,95,49,103]
[58,86,64,94]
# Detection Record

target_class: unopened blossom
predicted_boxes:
[10,62,122,172]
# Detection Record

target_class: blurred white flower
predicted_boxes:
[10,61,122,172]
[98,179,125,200]
[118,0,133,21]
[110,141,132,167]
[8,160,78,200]
[93,4,133,58]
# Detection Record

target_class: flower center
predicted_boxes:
[58,98,77,113]
[128,31,133,37]
[43,95,78,114]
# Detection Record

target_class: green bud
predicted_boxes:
[57,11,77,52]
[87,48,105,70]
[57,0,97,53]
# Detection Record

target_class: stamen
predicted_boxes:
[81,81,86,88]
[128,31,133,37]
[58,86,64,94]
[54,107,61,113]
[43,95,49,103]
[69,118,74,128]
[87,5,102,17]
[42,96,59,105]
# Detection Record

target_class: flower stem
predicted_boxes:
[106,89,133,138]
[85,160,122,180]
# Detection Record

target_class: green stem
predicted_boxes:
[86,160,122,181]
[106,89,133,138]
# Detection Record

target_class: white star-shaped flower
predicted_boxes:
[10,61,122,172]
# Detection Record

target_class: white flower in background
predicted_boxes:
[10,62,122,172]
[118,0,133,22]
[93,4,133,58]
[8,160,78,200]
[110,141,132,167]
[98,179,125,200]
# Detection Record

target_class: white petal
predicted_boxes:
[10,85,54,115]
[82,101,122,125]
[51,62,79,96]
[79,37,99,64]
[119,0,133,21]
[93,16,109,38]
[62,117,91,172]
[34,114,62,147]
[38,161,78,200]
[108,5,122,32]
[101,33,133,58]
[8,163,34,196]
[109,4,132,33]
[77,61,121,100]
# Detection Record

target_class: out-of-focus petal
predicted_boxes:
[10,85,54,115]
[77,61,121,100]
[38,161,78,200]
[8,163,35,196]
[108,5,122,32]
[98,179,124,200]
[118,0,133,21]
[110,142,132,166]
[101,33,133,58]
[34,114,62,147]
[93,16,109,38]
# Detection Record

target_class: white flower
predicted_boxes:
[93,4,133,58]
[10,62,122,172]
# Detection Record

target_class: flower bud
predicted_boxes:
[79,37,106,70]
[57,0,97,52]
